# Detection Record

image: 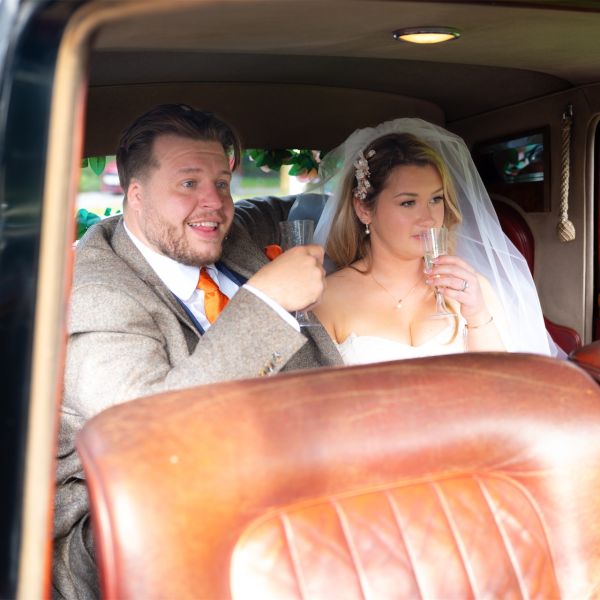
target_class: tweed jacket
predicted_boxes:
[53,197,342,599]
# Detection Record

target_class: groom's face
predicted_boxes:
[125,134,235,266]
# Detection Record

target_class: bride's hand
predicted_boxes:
[425,255,491,324]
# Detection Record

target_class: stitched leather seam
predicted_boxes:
[475,475,528,597]
[279,513,308,600]
[473,473,560,591]
[331,498,371,600]
[384,490,424,599]
[431,480,478,597]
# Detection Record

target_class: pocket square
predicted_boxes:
[264,244,283,261]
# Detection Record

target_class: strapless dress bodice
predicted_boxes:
[335,321,466,366]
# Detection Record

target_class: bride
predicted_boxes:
[311,118,564,365]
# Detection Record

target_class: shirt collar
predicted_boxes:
[124,222,213,301]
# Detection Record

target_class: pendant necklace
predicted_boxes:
[370,272,422,309]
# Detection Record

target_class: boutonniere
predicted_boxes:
[264,244,283,261]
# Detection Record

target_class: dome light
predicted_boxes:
[392,27,460,44]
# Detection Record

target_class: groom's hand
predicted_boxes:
[248,244,325,312]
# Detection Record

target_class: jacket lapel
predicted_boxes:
[111,219,200,337]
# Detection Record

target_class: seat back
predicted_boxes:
[77,353,600,599]
[571,339,600,382]
[492,197,535,273]
[491,197,582,354]
[286,192,328,222]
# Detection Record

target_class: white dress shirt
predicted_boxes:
[123,223,299,331]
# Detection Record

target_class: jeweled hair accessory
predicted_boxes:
[353,149,375,200]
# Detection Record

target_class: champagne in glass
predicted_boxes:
[420,226,456,319]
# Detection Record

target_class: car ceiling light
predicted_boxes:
[392,27,460,44]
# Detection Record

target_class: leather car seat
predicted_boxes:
[77,353,600,599]
[491,196,581,354]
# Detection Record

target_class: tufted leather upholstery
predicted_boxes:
[491,197,582,354]
[77,353,600,599]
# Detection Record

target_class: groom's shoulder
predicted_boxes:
[73,216,137,287]
[76,215,122,252]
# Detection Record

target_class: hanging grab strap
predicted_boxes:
[557,104,576,242]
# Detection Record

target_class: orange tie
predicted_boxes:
[197,268,229,324]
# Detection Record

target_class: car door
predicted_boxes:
[0,0,89,596]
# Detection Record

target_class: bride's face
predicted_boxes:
[357,163,445,260]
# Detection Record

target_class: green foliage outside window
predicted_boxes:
[247,149,321,177]
[81,156,107,175]
[76,149,322,240]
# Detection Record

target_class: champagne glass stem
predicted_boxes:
[435,288,446,312]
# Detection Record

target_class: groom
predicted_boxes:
[53,103,342,599]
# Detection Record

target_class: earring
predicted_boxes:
[365,222,371,235]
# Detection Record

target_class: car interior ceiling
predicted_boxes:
[81,0,600,156]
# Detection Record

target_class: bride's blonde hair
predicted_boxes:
[326,133,462,269]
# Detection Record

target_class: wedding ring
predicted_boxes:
[461,279,469,292]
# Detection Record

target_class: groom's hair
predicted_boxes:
[116,103,242,201]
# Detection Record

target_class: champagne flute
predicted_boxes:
[420,226,456,319]
[278,219,320,327]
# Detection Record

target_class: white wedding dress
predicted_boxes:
[335,317,467,366]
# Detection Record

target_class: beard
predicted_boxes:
[141,207,230,267]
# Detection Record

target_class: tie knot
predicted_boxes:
[197,267,219,292]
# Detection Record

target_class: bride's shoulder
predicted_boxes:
[323,269,358,303]
[326,262,368,286]
[328,266,358,282]
[317,264,365,325]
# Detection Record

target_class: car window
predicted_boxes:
[76,149,322,239]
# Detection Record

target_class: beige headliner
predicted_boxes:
[95,0,600,82]
[84,0,600,154]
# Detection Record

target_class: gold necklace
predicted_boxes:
[370,272,422,309]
